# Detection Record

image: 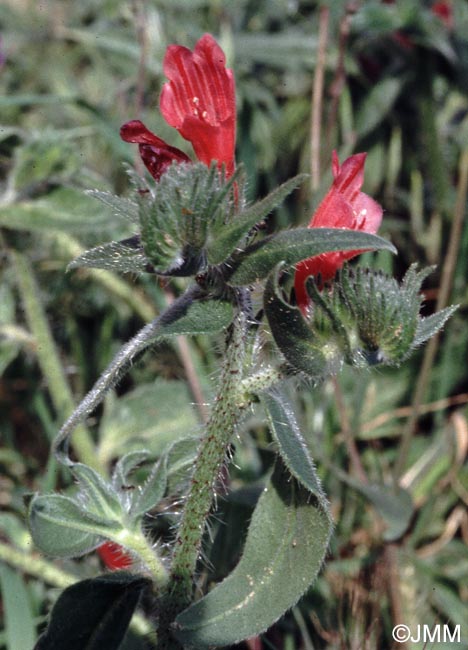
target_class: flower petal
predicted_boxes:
[332,152,366,203]
[294,151,383,311]
[120,120,190,181]
[309,186,357,229]
[159,34,236,175]
[178,115,235,176]
[295,250,361,311]
[352,192,383,233]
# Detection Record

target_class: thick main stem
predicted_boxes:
[158,309,247,646]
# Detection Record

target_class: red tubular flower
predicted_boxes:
[160,33,236,177]
[97,541,132,570]
[294,151,383,311]
[121,33,236,179]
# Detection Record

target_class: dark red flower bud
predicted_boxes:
[120,119,190,181]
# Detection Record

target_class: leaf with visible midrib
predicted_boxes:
[208,174,307,264]
[229,228,396,285]
[261,389,328,507]
[174,462,332,647]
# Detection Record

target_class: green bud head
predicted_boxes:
[138,162,238,275]
[264,264,456,380]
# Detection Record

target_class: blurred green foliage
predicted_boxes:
[1,1,468,648]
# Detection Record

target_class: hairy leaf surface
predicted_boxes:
[174,463,331,647]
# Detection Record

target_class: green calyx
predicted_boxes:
[68,167,310,281]
[264,263,457,378]
[138,162,240,275]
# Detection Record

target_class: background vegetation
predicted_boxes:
[1,1,467,648]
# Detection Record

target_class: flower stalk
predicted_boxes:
[115,529,169,588]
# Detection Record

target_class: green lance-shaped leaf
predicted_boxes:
[72,463,123,521]
[34,573,150,650]
[68,237,151,273]
[28,493,121,558]
[229,228,396,285]
[131,456,168,520]
[86,189,139,224]
[355,76,403,138]
[412,305,459,348]
[0,565,36,650]
[264,264,340,377]
[157,298,234,336]
[174,462,332,647]
[260,389,329,509]
[208,174,307,264]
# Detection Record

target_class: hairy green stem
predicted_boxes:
[10,250,99,471]
[117,529,169,588]
[157,309,248,647]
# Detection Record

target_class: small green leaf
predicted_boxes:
[112,451,151,488]
[0,564,36,650]
[175,462,332,647]
[413,305,458,348]
[72,463,123,521]
[28,494,120,558]
[158,298,234,336]
[261,389,328,508]
[34,573,150,650]
[87,190,139,224]
[208,174,307,264]
[132,457,167,519]
[68,237,150,273]
[230,228,396,285]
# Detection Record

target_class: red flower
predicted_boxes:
[97,541,132,570]
[121,34,236,179]
[294,151,383,311]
